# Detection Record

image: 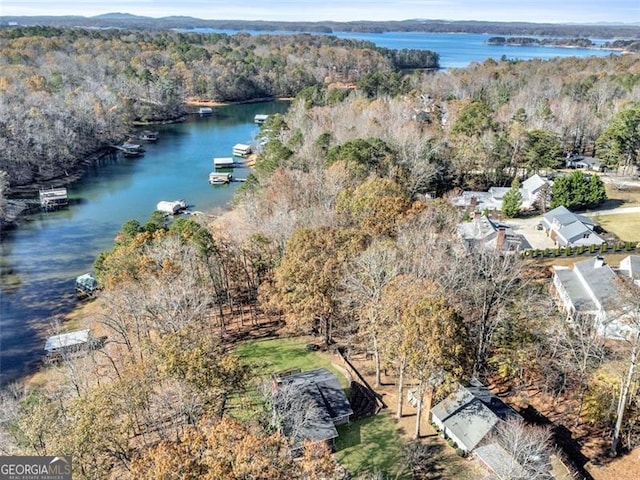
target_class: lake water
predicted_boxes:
[189,29,620,68]
[0,31,621,386]
[0,101,289,386]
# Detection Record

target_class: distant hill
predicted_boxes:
[0,13,638,38]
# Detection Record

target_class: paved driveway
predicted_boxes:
[504,205,640,250]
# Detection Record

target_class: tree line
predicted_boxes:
[3,16,638,38]
[0,27,436,190]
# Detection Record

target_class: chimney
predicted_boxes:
[496,227,506,250]
[594,255,605,268]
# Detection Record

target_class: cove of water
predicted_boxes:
[0,101,290,386]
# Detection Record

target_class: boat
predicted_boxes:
[232,143,252,157]
[199,107,213,115]
[254,114,269,124]
[209,172,233,185]
[156,200,188,214]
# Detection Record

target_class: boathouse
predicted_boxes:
[232,143,252,157]
[39,187,68,209]
[209,172,233,184]
[156,200,187,215]
[213,157,235,168]
[254,114,269,124]
[44,329,92,355]
[75,273,98,297]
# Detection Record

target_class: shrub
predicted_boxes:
[455,448,468,457]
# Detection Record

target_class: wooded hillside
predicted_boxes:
[0,27,437,188]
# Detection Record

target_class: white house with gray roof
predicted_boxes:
[450,174,552,212]
[541,205,604,247]
[552,255,640,340]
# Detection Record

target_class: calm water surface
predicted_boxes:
[0,101,289,386]
[190,29,620,68]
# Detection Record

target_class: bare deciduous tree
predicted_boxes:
[488,418,554,480]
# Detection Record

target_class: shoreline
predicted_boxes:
[2,97,288,230]
[184,96,294,108]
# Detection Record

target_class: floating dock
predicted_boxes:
[156,200,188,214]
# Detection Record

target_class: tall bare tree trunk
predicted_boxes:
[611,341,638,456]
[396,359,406,419]
[415,387,423,439]
[373,334,381,387]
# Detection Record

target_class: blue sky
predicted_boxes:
[2,0,639,24]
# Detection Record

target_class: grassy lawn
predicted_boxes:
[335,412,411,480]
[604,183,640,207]
[591,213,640,242]
[235,336,346,384]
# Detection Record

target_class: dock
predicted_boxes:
[213,157,236,169]
[156,200,188,215]
[209,172,233,184]
[232,143,252,157]
[39,187,68,210]
[112,142,145,157]
[131,130,159,142]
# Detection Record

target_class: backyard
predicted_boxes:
[232,336,486,479]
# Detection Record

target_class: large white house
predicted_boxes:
[450,174,552,212]
[552,255,640,340]
[541,205,604,247]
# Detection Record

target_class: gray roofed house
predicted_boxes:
[552,255,640,340]
[274,368,353,451]
[620,255,640,286]
[457,214,531,253]
[430,379,520,453]
[541,205,603,247]
[566,154,602,171]
[474,442,527,480]
[450,175,552,212]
